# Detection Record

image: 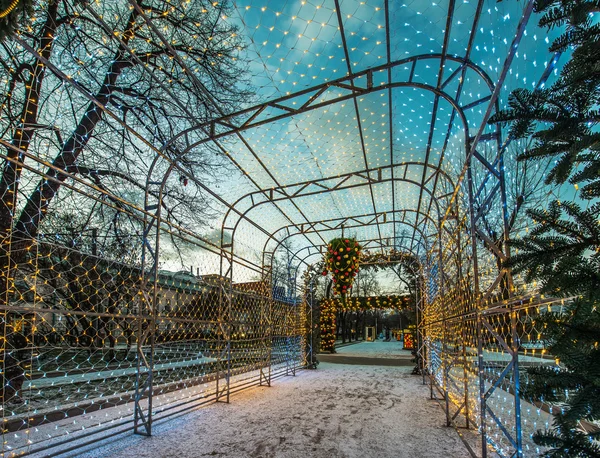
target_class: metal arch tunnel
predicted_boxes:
[0,0,568,457]
[134,6,541,457]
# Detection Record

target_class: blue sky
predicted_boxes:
[169,0,568,281]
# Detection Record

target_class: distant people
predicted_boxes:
[384,326,390,342]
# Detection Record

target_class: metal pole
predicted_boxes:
[456,215,470,429]
[467,161,486,457]
[443,319,451,426]
[512,303,523,457]
[438,233,450,426]
[226,284,232,402]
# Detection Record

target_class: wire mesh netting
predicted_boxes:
[0,0,594,457]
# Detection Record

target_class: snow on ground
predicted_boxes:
[71,342,476,458]
[335,340,412,359]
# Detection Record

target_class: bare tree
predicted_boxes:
[0,0,251,400]
[474,138,553,296]
[270,239,299,303]
[0,0,250,254]
[338,269,380,343]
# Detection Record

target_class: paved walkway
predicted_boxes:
[319,340,414,366]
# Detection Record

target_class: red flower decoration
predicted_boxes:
[323,237,362,300]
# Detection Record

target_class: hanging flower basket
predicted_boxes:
[322,237,361,299]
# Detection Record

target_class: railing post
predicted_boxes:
[467,159,486,457]
[512,303,523,457]
[443,318,450,426]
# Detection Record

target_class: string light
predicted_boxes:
[0,0,575,456]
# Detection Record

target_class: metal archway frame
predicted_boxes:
[214,77,474,278]
[263,208,439,273]
[136,65,478,415]
[235,174,448,305]
[125,24,516,450]
[296,237,426,375]
[141,54,487,302]
[269,221,433,301]
[0,1,553,457]
[204,45,520,456]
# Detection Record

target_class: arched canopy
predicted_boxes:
[130,0,559,285]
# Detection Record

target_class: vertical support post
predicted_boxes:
[285,303,296,377]
[216,238,233,403]
[462,315,470,429]
[436,219,448,413]
[443,319,451,426]
[216,283,223,401]
[456,215,470,429]
[135,184,160,437]
[308,278,314,367]
[467,159,486,457]
[476,305,486,457]
[262,290,272,386]
[415,276,427,385]
[285,305,290,376]
[511,303,523,457]
[437,234,451,425]
[497,107,522,455]
[284,310,296,375]
[225,283,233,402]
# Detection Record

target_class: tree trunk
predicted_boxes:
[0,1,60,245]
[0,9,61,401]
[13,9,140,242]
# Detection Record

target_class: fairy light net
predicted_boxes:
[0,0,583,457]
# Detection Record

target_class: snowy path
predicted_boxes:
[335,340,412,359]
[71,345,476,458]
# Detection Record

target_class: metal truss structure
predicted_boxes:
[0,0,569,456]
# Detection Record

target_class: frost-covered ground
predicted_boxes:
[71,342,477,458]
[335,339,412,359]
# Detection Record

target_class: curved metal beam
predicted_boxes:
[224,165,453,269]
[160,54,493,153]
[262,208,438,270]
[271,221,431,296]
[230,173,444,262]
[222,160,456,233]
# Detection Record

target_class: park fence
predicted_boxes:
[0,147,305,457]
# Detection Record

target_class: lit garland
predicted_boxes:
[358,249,419,272]
[319,298,337,353]
[336,295,412,312]
[0,0,33,41]
[322,238,361,300]
[318,295,411,353]
[403,331,415,350]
